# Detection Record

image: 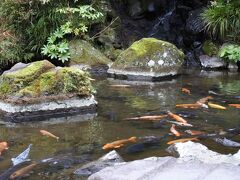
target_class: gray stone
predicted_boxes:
[74,150,124,177]
[89,142,240,180]
[0,60,97,120]
[228,62,239,71]
[166,141,240,165]
[89,157,240,180]
[199,55,227,69]
[69,39,111,75]
[108,38,185,81]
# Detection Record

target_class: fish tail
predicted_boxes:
[56,137,60,141]
[129,136,137,142]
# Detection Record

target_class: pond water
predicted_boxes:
[0,69,240,179]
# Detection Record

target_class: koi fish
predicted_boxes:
[181,88,191,95]
[167,137,199,145]
[167,111,188,124]
[125,115,168,121]
[208,102,226,110]
[196,96,213,104]
[102,137,137,150]
[229,104,240,108]
[0,142,8,155]
[40,130,59,141]
[212,137,240,148]
[170,124,181,137]
[185,130,205,136]
[10,163,37,179]
[175,104,201,109]
[109,85,131,88]
[167,120,193,127]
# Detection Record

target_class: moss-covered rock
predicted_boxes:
[69,39,111,66]
[202,40,219,57]
[0,60,55,96]
[108,38,185,81]
[0,60,95,102]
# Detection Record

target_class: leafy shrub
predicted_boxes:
[41,5,104,62]
[219,44,240,63]
[201,0,240,42]
[0,0,104,65]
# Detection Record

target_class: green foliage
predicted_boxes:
[41,5,104,63]
[219,44,240,63]
[201,0,240,42]
[202,40,219,56]
[0,0,104,65]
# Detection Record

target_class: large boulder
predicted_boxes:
[69,40,112,75]
[0,60,97,120]
[89,142,240,180]
[108,38,185,81]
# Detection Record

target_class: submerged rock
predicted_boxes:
[0,60,97,119]
[108,38,185,81]
[69,40,111,75]
[74,150,124,177]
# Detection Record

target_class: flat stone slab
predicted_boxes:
[167,141,240,165]
[89,156,240,180]
[0,95,96,113]
[0,96,97,122]
[89,142,240,180]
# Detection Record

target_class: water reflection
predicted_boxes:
[0,69,239,179]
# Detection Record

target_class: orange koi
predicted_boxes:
[208,102,226,110]
[196,96,213,104]
[0,142,8,155]
[40,130,59,141]
[125,115,168,121]
[229,104,240,108]
[181,88,191,95]
[102,137,137,150]
[170,124,181,137]
[167,137,199,145]
[185,130,205,136]
[176,104,201,109]
[10,163,37,179]
[167,111,188,124]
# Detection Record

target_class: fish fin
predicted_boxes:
[114,144,124,148]
[129,137,137,142]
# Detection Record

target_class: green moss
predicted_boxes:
[0,60,94,100]
[202,40,219,56]
[0,60,55,97]
[0,80,11,95]
[114,38,185,71]
[69,40,111,66]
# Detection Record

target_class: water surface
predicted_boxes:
[0,69,240,179]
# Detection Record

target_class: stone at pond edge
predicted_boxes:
[0,60,97,116]
[69,39,112,75]
[199,55,227,69]
[108,38,185,81]
[74,150,124,177]
[89,142,240,180]
[202,40,219,57]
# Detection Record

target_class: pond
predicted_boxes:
[0,69,240,179]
